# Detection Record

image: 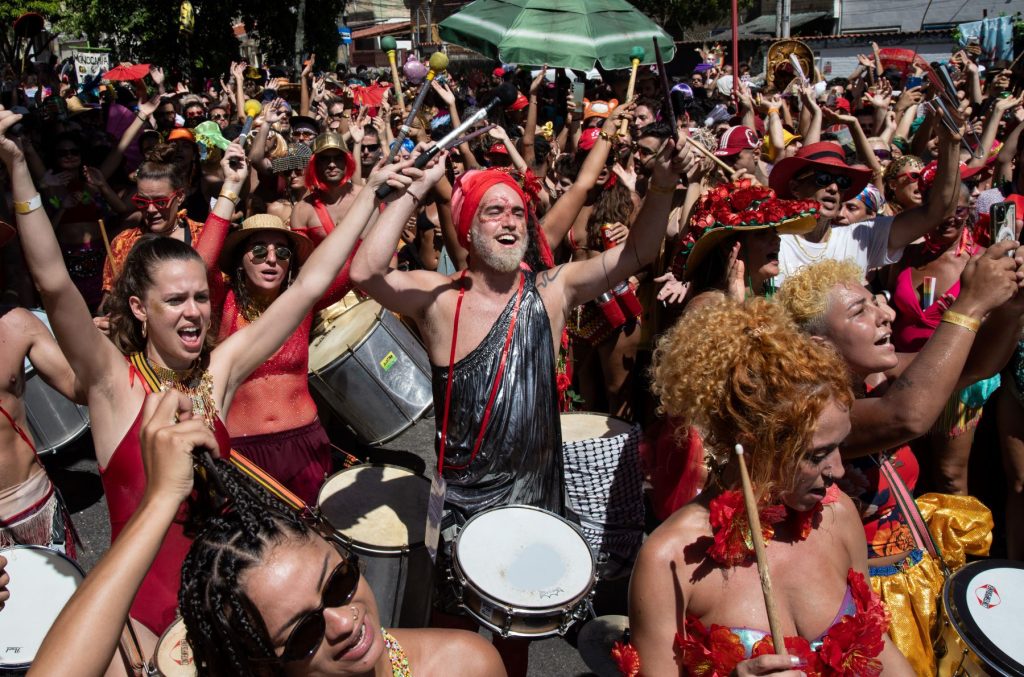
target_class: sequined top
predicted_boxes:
[383,628,412,676]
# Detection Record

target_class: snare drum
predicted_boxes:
[309,299,433,446]
[23,310,90,455]
[560,413,644,579]
[451,505,596,638]
[150,618,196,676]
[937,559,1024,676]
[318,464,433,628]
[0,546,84,670]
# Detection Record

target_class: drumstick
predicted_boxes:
[735,444,787,655]
[621,47,646,136]
[684,136,737,178]
[97,218,118,276]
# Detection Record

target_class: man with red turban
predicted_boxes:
[351,144,685,674]
[290,131,362,245]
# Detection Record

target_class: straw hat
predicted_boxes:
[218,214,314,271]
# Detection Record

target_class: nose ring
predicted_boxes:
[350,605,357,622]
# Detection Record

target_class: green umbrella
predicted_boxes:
[438,0,675,71]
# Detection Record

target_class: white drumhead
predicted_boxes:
[309,300,382,372]
[154,618,197,676]
[456,506,593,608]
[313,291,364,335]
[959,565,1024,666]
[0,546,84,666]
[560,413,634,444]
[318,465,429,548]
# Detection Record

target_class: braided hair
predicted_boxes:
[179,459,312,676]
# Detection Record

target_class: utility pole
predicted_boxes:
[781,0,791,37]
[776,0,783,38]
[294,0,307,72]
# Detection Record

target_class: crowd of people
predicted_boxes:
[1,37,1023,677]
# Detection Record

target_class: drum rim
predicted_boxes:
[154,617,196,673]
[0,545,85,669]
[452,504,597,611]
[316,463,431,553]
[309,300,385,372]
[558,412,638,441]
[943,558,1024,677]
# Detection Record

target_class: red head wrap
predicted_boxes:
[305,150,355,193]
[451,169,528,249]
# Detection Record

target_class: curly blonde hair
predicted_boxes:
[776,259,863,336]
[650,298,852,499]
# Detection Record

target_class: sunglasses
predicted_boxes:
[279,544,361,662]
[186,110,206,119]
[898,170,922,183]
[361,144,381,153]
[872,149,891,161]
[954,206,970,218]
[292,130,316,139]
[131,191,182,211]
[249,243,293,263]
[801,169,853,190]
[211,113,228,121]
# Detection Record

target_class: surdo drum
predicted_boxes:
[936,559,1024,676]
[0,546,84,671]
[150,618,196,676]
[309,298,432,446]
[317,464,434,628]
[450,505,596,638]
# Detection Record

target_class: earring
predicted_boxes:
[141,319,147,338]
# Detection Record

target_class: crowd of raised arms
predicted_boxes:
[1,40,1024,677]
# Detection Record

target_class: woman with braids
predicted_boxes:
[776,252,1023,674]
[0,106,409,649]
[624,298,914,676]
[29,390,506,677]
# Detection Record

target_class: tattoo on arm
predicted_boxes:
[536,265,565,289]
[888,375,914,392]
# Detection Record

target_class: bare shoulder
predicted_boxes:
[290,199,315,224]
[636,502,708,572]
[396,628,506,677]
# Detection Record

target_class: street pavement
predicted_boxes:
[42,414,612,677]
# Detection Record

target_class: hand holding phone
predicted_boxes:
[991,200,1018,255]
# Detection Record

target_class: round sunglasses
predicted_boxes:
[248,243,293,263]
[278,545,361,662]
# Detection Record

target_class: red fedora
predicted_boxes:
[769,141,872,201]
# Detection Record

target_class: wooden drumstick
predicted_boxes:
[381,37,406,114]
[97,218,118,276]
[620,46,646,136]
[735,444,787,655]
[684,136,738,179]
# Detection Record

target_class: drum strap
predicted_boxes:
[0,399,82,558]
[127,353,307,512]
[438,270,525,474]
[877,454,949,575]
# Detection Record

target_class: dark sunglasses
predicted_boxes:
[292,129,317,139]
[361,144,381,153]
[56,147,81,157]
[279,545,361,662]
[186,109,206,119]
[872,149,891,161]
[131,191,181,211]
[801,169,853,190]
[210,113,228,121]
[249,243,293,263]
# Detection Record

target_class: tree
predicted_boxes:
[631,0,755,38]
[0,0,63,69]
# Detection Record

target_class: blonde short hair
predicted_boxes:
[777,259,863,336]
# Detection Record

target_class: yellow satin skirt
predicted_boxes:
[869,493,993,676]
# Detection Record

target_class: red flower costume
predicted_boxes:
[707,490,822,567]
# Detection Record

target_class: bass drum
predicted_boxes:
[309,299,432,446]
[937,559,1024,676]
[0,545,85,671]
[150,618,197,676]
[23,310,90,455]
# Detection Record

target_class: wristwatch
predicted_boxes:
[14,194,42,215]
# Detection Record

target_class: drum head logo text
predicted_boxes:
[975,583,1001,609]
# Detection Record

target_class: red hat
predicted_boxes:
[451,169,528,249]
[834,97,851,114]
[578,127,601,151]
[715,126,759,157]
[493,66,505,78]
[507,93,529,111]
[769,141,873,200]
[486,143,509,156]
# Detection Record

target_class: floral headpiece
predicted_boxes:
[671,179,818,279]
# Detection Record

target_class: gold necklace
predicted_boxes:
[239,294,271,323]
[148,359,218,429]
[791,227,832,262]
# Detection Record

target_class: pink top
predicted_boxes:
[891,266,958,352]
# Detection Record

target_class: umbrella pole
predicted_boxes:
[731,0,740,99]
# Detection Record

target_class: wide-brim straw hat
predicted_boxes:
[218,214,314,271]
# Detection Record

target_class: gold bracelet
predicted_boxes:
[648,182,677,195]
[599,130,617,142]
[767,107,780,116]
[941,310,980,333]
[219,190,239,204]
[14,194,42,215]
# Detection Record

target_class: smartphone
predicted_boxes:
[991,200,1017,252]
[572,81,585,109]
[906,75,923,89]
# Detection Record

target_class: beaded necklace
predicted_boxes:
[146,357,218,429]
[382,628,412,676]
